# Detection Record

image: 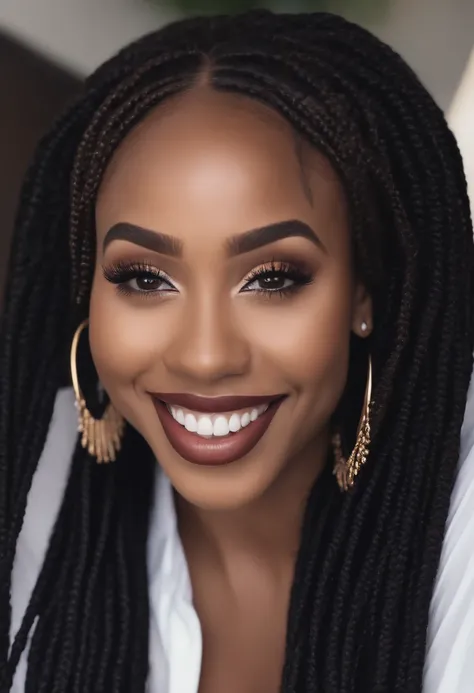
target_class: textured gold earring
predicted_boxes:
[333,355,373,491]
[70,319,125,463]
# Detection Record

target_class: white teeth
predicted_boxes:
[213,416,230,437]
[197,416,213,436]
[167,402,270,438]
[184,413,197,432]
[241,412,251,427]
[228,413,241,433]
[171,407,186,425]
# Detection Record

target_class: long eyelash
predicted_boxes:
[102,261,171,299]
[102,261,162,284]
[244,260,314,299]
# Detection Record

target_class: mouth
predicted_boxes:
[150,392,287,466]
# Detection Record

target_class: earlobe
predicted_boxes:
[352,284,373,338]
[353,319,372,338]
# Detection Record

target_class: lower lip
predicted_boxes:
[152,398,285,466]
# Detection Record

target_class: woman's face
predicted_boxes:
[91,86,372,510]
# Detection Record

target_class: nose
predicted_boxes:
[162,296,251,384]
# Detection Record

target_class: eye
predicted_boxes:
[103,262,177,296]
[129,274,171,292]
[240,261,313,297]
[244,271,295,292]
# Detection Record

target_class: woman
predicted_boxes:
[1,9,473,693]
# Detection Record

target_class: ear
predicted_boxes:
[351,281,373,338]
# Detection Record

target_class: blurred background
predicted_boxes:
[1,0,473,299]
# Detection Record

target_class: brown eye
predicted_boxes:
[256,273,288,290]
[134,275,166,291]
[240,261,314,298]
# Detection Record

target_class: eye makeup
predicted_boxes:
[102,257,315,301]
[103,261,176,297]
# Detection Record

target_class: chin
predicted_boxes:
[155,448,283,512]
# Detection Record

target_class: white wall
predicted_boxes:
[0,0,177,77]
[448,48,474,217]
[373,0,474,110]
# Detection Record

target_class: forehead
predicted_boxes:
[95,86,347,250]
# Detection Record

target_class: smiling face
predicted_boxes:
[89,86,372,510]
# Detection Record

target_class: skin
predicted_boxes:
[90,85,372,693]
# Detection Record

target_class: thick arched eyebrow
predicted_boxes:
[103,223,182,256]
[103,219,327,257]
[226,219,326,255]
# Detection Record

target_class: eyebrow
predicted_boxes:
[103,223,182,256]
[226,219,325,255]
[103,219,326,257]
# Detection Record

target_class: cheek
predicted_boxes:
[242,271,353,402]
[88,273,158,397]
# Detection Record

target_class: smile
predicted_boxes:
[150,392,286,466]
[167,402,270,437]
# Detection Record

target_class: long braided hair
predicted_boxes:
[0,10,473,693]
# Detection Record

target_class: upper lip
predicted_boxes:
[150,392,286,413]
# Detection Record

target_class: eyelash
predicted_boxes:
[102,260,314,300]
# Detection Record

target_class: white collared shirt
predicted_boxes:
[424,367,474,692]
[10,379,474,692]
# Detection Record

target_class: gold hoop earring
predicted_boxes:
[333,355,373,491]
[70,319,125,463]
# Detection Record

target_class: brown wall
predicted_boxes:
[0,32,81,302]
